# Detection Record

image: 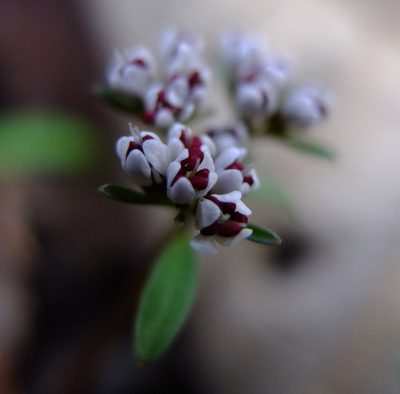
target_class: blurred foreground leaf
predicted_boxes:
[247,223,282,245]
[98,183,173,206]
[94,85,143,114]
[135,232,198,364]
[0,111,96,176]
[276,135,335,161]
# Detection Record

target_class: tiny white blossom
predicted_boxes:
[236,79,278,118]
[220,32,265,77]
[107,46,156,96]
[116,125,169,187]
[213,147,259,195]
[190,191,252,254]
[166,137,218,204]
[206,124,248,155]
[159,28,204,63]
[282,86,329,127]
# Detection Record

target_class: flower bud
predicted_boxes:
[116,125,170,187]
[206,124,248,155]
[190,191,252,254]
[107,46,156,96]
[282,86,329,127]
[166,138,218,205]
[213,147,259,195]
[235,79,278,118]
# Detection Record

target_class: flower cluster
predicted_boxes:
[220,32,329,130]
[103,29,331,255]
[116,122,258,254]
[107,29,209,129]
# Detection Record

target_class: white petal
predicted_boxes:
[168,138,185,161]
[141,131,161,141]
[144,84,162,110]
[198,171,218,197]
[200,135,217,157]
[142,139,170,174]
[175,148,189,163]
[190,234,218,255]
[235,199,252,216]
[214,147,243,170]
[124,149,152,186]
[167,177,195,204]
[217,228,252,247]
[214,190,242,204]
[197,198,221,228]
[166,161,181,187]
[197,151,215,172]
[178,102,195,122]
[236,83,263,115]
[116,136,133,160]
[167,123,191,142]
[155,108,175,128]
[213,169,243,194]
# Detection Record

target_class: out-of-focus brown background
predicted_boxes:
[1,0,400,393]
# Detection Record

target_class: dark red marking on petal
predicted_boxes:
[143,112,155,123]
[200,222,219,236]
[141,134,154,142]
[188,71,203,89]
[206,196,236,215]
[131,58,147,69]
[181,147,204,171]
[243,175,254,186]
[216,220,244,237]
[126,141,143,156]
[189,168,210,190]
[231,212,249,223]
[171,167,186,186]
[226,161,245,171]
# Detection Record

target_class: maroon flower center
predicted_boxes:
[131,58,147,69]
[126,135,154,157]
[143,89,182,123]
[200,220,245,237]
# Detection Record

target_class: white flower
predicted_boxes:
[167,123,216,160]
[107,46,156,96]
[220,32,265,77]
[166,138,218,205]
[160,28,204,63]
[213,147,259,195]
[236,79,278,118]
[206,124,248,155]
[190,191,252,254]
[143,80,194,128]
[116,124,170,187]
[261,57,291,88]
[282,86,329,127]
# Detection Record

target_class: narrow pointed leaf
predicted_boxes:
[246,222,282,245]
[93,85,144,114]
[98,184,173,206]
[135,232,198,364]
[277,135,335,161]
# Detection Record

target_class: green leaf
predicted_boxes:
[246,222,282,246]
[94,85,144,114]
[135,232,198,364]
[98,184,173,206]
[277,135,335,161]
[0,110,96,177]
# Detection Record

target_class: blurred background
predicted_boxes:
[1,0,400,393]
